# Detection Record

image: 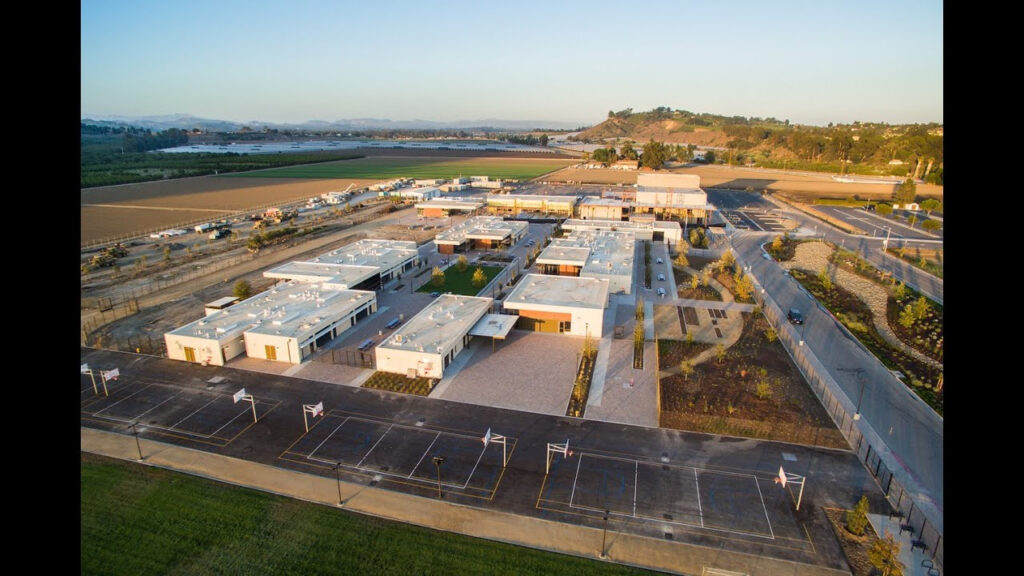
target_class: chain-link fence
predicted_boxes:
[746,255,942,571]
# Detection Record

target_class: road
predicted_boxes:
[729,230,943,533]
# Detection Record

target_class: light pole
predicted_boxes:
[853,376,866,421]
[599,510,610,559]
[432,456,445,498]
[334,462,343,506]
[131,421,144,462]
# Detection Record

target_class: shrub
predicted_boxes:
[845,495,869,536]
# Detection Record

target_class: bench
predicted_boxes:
[357,338,375,351]
[385,318,401,329]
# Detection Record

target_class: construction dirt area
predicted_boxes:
[545,162,943,200]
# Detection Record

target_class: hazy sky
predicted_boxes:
[81,1,943,127]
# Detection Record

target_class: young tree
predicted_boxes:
[921,219,941,232]
[471,267,487,288]
[868,532,904,576]
[720,249,736,272]
[715,343,726,364]
[734,272,753,301]
[431,266,446,288]
[680,360,694,381]
[818,266,833,291]
[163,246,171,261]
[892,281,907,300]
[233,279,252,299]
[898,304,916,328]
[906,214,918,228]
[876,203,893,217]
[764,326,777,343]
[674,252,689,268]
[456,254,468,273]
[845,495,870,536]
[771,235,784,253]
[912,295,930,320]
[690,275,699,291]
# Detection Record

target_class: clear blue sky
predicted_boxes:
[81,0,943,127]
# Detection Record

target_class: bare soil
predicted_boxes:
[659,312,847,449]
[824,508,880,576]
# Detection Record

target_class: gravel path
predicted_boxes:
[781,242,942,370]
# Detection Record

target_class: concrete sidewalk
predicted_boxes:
[82,426,846,576]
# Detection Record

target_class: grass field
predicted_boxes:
[418,264,503,296]
[81,453,656,576]
[223,156,574,181]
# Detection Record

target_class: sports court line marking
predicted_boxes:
[410,432,441,478]
[694,467,704,528]
[170,395,220,429]
[91,384,157,415]
[356,423,394,469]
[208,405,258,439]
[754,476,775,540]
[131,390,185,421]
[569,452,584,507]
[309,417,352,459]
[633,461,638,517]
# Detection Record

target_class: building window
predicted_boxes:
[559,321,572,333]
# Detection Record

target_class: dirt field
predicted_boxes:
[545,164,943,199]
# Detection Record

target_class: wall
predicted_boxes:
[375,346,445,379]
[244,331,300,364]
[164,333,231,366]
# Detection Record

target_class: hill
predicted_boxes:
[571,108,943,183]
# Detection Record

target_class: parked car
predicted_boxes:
[787,308,804,324]
[656,258,663,264]
[657,287,666,297]
[657,273,665,281]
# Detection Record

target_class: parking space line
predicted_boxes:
[410,432,441,478]
[633,460,638,517]
[695,467,704,528]
[754,476,774,540]
[356,423,394,468]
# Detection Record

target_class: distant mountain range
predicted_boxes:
[80,113,585,132]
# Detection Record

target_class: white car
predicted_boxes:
[657,287,666,297]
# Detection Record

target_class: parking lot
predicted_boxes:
[814,205,943,240]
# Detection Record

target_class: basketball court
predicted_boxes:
[539,446,814,551]
[80,374,277,447]
[279,411,515,501]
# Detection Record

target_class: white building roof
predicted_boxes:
[169,281,373,342]
[206,296,240,309]
[245,287,376,342]
[580,197,630,207]
[487,194,579,208]
[263,261,378,288]
[312,238,419,270]
[504,274,609,311]
[434,216,527,245]
[468,313,518,339]
[377,294,492,354]
[562,218,682,234]
[415,197,486,211]
[538,230,635,281]
[536,243,591,266]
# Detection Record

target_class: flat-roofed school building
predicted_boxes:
[486,194,578,218]
[165,281,377,366]
[265,239,420,290]
[561,218,683,245]
[375,294,492,379]
[434,216,528,254]
[633,173,715,225]
[415,197,485,218]
[536,229,636,294]
[502,273,609,336]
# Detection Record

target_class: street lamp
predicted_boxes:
[131,421,144,462]
[853,377,866,421]
[334,462,343,506]
[432,456,445,498]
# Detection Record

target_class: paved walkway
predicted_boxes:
[81,427,846,576]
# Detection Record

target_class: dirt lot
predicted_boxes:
[545,164,943,200]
